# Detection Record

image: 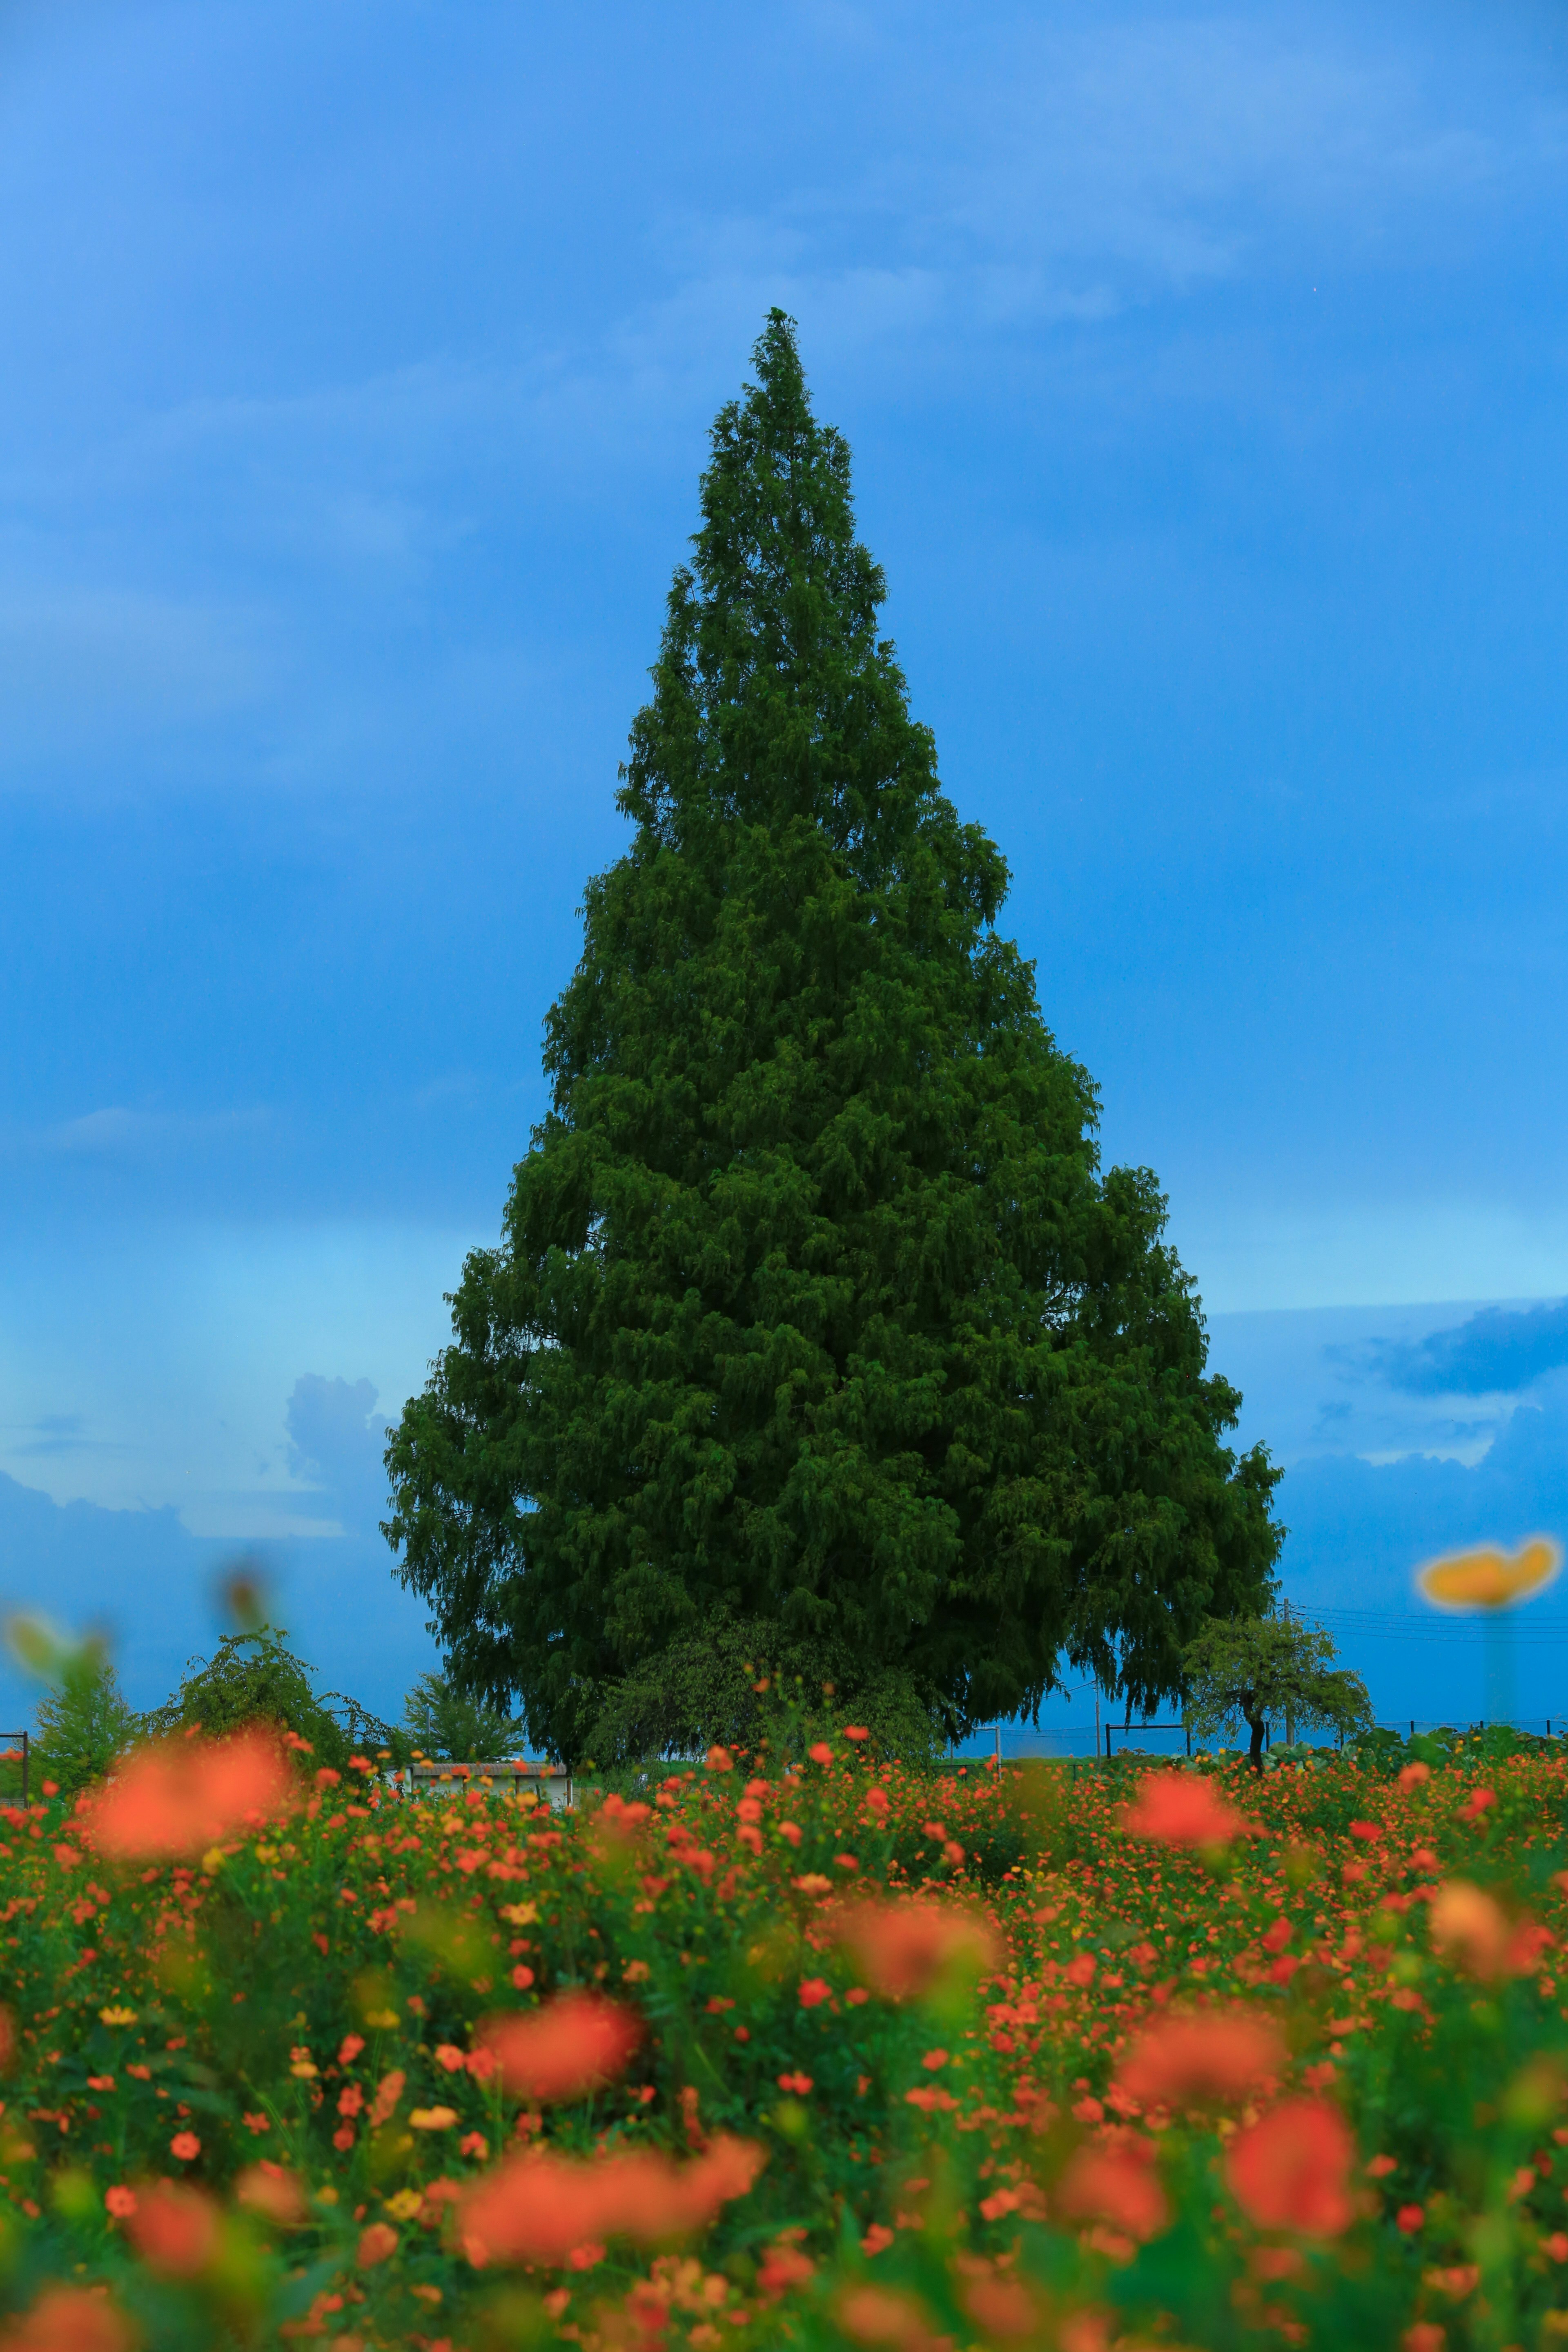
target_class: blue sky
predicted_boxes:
[2,0,1568,1731]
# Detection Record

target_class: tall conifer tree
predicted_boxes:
[385,313,1281,1761]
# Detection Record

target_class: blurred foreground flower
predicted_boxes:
[122,2179,221,2277]
[458,2135,766,2266]
[837,1901,996,2000]
[1429,1880,1548,1981]
[1118,1771,1248,1846]
[1226,2097,1354,2235]
[1114,2008,1285,2107]
[1058,2136,1170,2242]
[0,2291,131,2352]
[476,1990,643,2101]
[1418,1536,1561,1611]
[85,1727,291,1860]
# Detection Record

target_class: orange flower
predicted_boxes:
[358,2222,399,2267]
[367,2067,406,2128]
[777,2071,814,2095]
[169,2131,200,2162]
[799,1978,831,2007]
[458,2135,765,2267]
[704,1746,734,1773]
[1057,2138,1170,2243]
[476,1991,642,2102]
[1113,2008,1285,2108]
[1118,1772,1247,1846]
[808,1743,835,1766]
[86,1728,290,1860]
[844,1726,871,1743]
[1418,1535,1561,1610]
[124,2180,221,2277]
[837,1901,997,2000]
[234,2163,306,2226]
[1428,1879,1546,1979]
[834,2285,943,2348]
[1398,1762,1431,1790]
[102,2187,136,2220]
[0,2289,133,2352]
[1225,2098,1354,2236]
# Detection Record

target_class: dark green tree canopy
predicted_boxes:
[385,312,1282,1763]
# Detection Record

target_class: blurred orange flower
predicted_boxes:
[837,1902,997,2000]
[0,2289,133,2352]
[834,2284,943,2348]
[458,2134,765,2267]
[1225,2098,1354,2236]
[1114,2009,1285,2108]
[123,2180,221,2277]
[476,1991,643,2102]
[1418,1536,1561,1611]
[1119,1773,1247,1846]
[234,2163,306,2226]
[86,1728,290,1861]
[1057,2137,1169,2243]
[1428,1879,1546,1980]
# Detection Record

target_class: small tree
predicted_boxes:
[143,1627,352,1771]
[403,1671,525,1764]
[33,1648,136,1796]
[1183,1613,1372,1771]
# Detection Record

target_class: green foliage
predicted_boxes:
[401,1668,524,1762]
[142,1625,352,1769]
[31,1645,136,1795]
[579,1612,939,1769]
[386,310,1283,1765]
[1183,1609,1372,1768]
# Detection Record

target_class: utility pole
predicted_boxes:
[1282,1597,1294,1747]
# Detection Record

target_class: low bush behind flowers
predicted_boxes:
[1,1724,1568,2345]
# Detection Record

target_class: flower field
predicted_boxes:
[2,1729,1568,2349]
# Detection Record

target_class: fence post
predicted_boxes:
[21,1731,28,1809]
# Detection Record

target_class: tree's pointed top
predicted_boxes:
[621,312,932,855]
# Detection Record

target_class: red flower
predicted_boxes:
[103,2187,136,2220]
[1225,2098,1354,2236]
[837,1901,996,2000]
[458,2136,766,2267]
[0,2288,134,2352]
[476,1992,642,2103]
[1058,2138,1169,2242]
[168,2131,201,2163]
[1114,2009,1285,2109]
[1119,1772,1247,1846]
[777,2071,814,2095]
[798,1978,831,2008]
[1396,2203,1425,2233]
[86,1729,290,1860]
[124,2180,220,2276]
[357,2223,399,2267]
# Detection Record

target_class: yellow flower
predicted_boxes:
[382,2188,423,2221]
[98,2007,138,2027]
[498,1901,539,1927]
[408,2105,459,2131]
[1418,1536,1561,1611]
